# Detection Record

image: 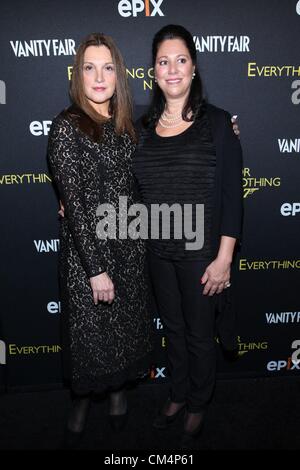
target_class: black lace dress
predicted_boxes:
[48,106,153,395]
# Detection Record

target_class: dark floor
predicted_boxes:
[0,376,299,451]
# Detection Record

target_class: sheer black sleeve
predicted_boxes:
[48,115,106,278]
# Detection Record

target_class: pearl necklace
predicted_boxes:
[158,118,184,128]
[162,109,182,120]
[159,108,184,128]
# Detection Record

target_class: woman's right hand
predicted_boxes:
[58,200,65,217]
[90,272,115,305]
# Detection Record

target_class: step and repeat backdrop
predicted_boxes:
[0,0,299,391]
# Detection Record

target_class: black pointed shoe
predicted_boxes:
[61,428,84,450]
[153,401,185,429]
[109,410,128,432]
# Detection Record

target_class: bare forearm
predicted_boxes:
[216,236,236,263]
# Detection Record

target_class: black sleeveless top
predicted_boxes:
[133,111,216,260]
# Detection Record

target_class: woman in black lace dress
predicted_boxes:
[47,33,153,437]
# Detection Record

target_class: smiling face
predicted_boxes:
[82,45,116,116]
[154,38,195,103]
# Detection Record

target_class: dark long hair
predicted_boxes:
[144,24,204,128]
[70,33,135,139]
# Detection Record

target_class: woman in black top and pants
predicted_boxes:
[133,24,243,448]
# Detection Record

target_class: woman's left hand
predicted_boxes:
[231,115,240,138]
[201,257,231,296]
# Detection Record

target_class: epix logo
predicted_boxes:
[118,0,164,17]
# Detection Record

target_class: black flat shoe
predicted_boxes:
[179,412,204,449]
[153,402,185,429]
[179,431,201,450]
[109,410,128,432]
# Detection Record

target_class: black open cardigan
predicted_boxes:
[206,103,243,255]
[135,102,244,351]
